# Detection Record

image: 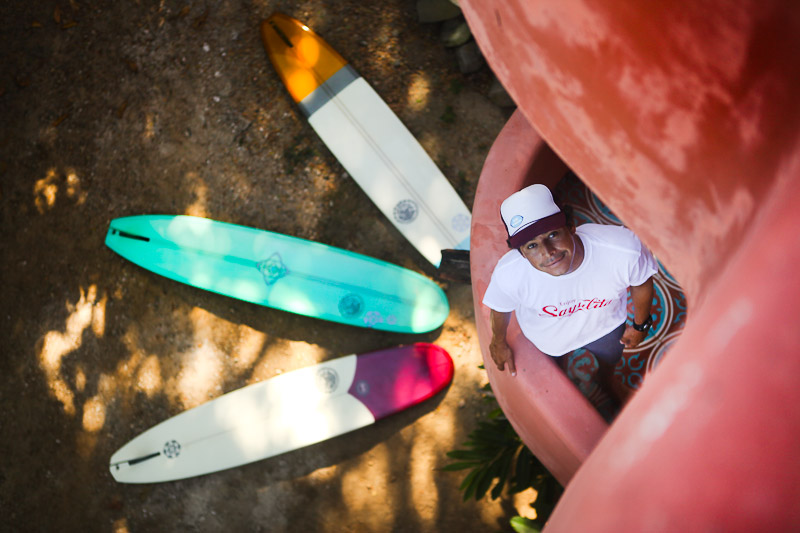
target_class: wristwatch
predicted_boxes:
[632,315,653,332]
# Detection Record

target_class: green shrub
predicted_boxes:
[443,381,563,530]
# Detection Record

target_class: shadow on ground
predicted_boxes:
[0,0,524,531]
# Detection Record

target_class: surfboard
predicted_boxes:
[105,215,449,334]
[260,13,472,267]
[109,343,454,483]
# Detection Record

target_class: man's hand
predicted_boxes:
[620,325,647,349]
[622,277,655,349]
[489,310,516,376]
[489,337,516,376]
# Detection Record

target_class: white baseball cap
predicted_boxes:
[501,184,566,248]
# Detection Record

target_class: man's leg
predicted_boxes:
[582,323,628,403]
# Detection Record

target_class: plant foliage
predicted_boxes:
[443,381,563,529]
[510,516,542,533]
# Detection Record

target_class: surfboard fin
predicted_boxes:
[437,249,471,283]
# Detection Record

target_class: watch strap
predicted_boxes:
[632,314,653,332]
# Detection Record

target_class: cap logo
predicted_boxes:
[509,215,523,228]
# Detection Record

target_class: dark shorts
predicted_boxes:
[580,322,626,366]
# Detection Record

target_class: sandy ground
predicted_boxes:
[0,1,525,531]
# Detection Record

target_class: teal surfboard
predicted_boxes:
[105,215,449,333]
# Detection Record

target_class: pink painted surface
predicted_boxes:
[462,0,800,529]
[348,343,454,420]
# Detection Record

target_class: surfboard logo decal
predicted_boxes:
[315,367,339,394]
[393,200,419,224]
[355,380,370,396]
[257,252,288,286]
[338,293,365,318]
[163,440,181,459]
[363,311,384,327]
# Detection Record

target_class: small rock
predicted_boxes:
[455,40,484,74]
[417,0,461,23]
[440,16,471,48]
[488,76,516,108]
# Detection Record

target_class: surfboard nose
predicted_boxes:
[422,343,456,392]
[261,13,348,103]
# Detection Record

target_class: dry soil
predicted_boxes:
[0,1,523,531]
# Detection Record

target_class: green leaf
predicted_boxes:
[513,447,534,492]
[443,381,561,513]
[461,468,481,501]
[440,462,481,472]
[487,407,506,419]
[446,449,495,461]
[472,464,494,500]
[471,429,515,447]
[510,516,541,533]
[490,475,505,500]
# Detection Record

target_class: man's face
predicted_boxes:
[519,225,577,276]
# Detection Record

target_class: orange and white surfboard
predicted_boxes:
[261,13,471,267]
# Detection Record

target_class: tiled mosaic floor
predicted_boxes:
[554,172,688,419]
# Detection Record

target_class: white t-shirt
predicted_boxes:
[483,224,658,356]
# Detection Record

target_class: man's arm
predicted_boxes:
[489,310,516,376]
[620,277,655,348]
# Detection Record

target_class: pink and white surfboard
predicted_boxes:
[109,343,453,483]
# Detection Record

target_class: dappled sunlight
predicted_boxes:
[514,487,540,521]
[118,327,147,381]
[232,325,266,372]
[407,72,431,112]
[340,443,397,530]
[82,396,107,432]
[183,171,209,217]
[435,306,486,385]
[161,307,274,409]
[37,285,107,415]
[34,284,121,458]
[75,366,87,392]
[143,112,156,140]
[248,338,328,384]
[306,463,340,484]
[367,12,404,77]
[65,169,87,205]
[109,305,272,413]
[135,355,163,397]
[34,167,89,213]
[417,131,444,163]
[30,272,499,526]
[171,339,225,409]
[78,373,122,456]
[408,432,441,524]
[91,288,107,337]
[34,168,58,213]
[112,518,130,533]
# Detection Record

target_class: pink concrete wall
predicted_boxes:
[463,0,800,304]
[463,0,800,529]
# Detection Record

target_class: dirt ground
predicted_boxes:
[0,1,524,531]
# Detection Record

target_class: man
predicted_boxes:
[483,184,658,401]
